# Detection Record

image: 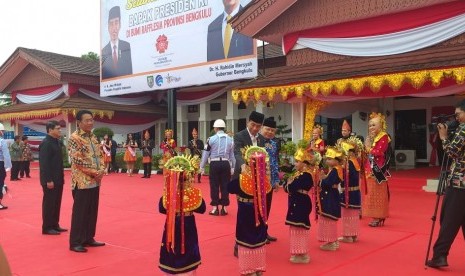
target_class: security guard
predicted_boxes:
[200,119,236,216]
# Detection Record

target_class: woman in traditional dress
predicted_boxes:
[362,112,391,227]
[160,129,177,169]
[158,155,206,275]
[337,137,363,242]
[101,134,112,175]
[123,133,138,176]
[283,148,319,264]
[308,124,325,156]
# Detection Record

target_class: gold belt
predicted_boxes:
[341,187,360,191]
[176,211,193,216]
[237,196,254,203]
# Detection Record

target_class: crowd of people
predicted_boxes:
[2,100,465,274]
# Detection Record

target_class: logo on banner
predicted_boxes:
[165,74,181,84]
[147,76,154,88]
[155,75,164,86]
[156,35,169,54]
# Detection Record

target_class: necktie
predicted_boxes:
[112,45,117,68]
[223,15,232,58]
[252,136,257,146]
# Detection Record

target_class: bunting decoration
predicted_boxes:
[231,66,465,105]
[0,108,114,121]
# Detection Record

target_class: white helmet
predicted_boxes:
[0,123,4,131]
[213,119,226,128]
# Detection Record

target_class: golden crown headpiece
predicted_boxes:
[163,154,195,172]
[325,146,344,159]
[242,146,269,164]
[313,124,324,134]
[369,112,387,132]
[294,148,322,166]
[337,136,364,156]
[165,128,173,134]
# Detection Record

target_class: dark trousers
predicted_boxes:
[42,184,64,231]
[432,187,465,259]
[20,161,30,177]
[0,162,5,201]
[70,187,100,247]
[11,161,20,180]
[209,161,230,206]
[266,191,273,234]
[110,153,117,172]
[143,162,151,177]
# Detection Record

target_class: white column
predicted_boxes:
[177,105,188,147]
[198,102,210,141]
[225,91,238,134]
[291,102,304,142]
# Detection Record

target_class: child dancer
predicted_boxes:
[338,137,363,243]
[158,155,206,275]
[317,146,343,251]
[283,148,320,263]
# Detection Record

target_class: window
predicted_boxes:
[210,103,221,111]
[188,105,199,113]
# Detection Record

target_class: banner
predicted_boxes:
[100,0,257,96]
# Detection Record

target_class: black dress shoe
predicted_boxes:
[54,227,68,232]
[267,234,277,242]
[426,256,448,268]
[42,229,60,235]
[70,246,88,253]
[220,208,228,216]
[209,209,219,216]
[141,176,147,178]
[84,240,106,247]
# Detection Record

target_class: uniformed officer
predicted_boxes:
[200,119,236,216]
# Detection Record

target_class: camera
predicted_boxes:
[429,114,459,134]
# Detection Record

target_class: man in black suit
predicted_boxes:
[207,0,254,61]
[101,6,133,79]
[232,110,265,257]
[39,120,66,235]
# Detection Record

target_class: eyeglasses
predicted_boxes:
[455,111,464,117]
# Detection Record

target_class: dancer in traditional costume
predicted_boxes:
[158,155,206,275]
[160,129,178,170]
[337,137,364,243]
[123,133,138,176]
[101,134,112,175]
[317,146,343,251]
[229,146,271,276]
[362,112,391,227]
[283,148,320,264]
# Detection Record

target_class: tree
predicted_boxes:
[93,127,114,139]
[81,52,99,61]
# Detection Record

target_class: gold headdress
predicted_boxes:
[369,112,387,132]
[242,146,269,164]
[338,136,364,156]
[295,148,321,166]
[165,128,173,134]
[325,146,344,159]
[313,124,324,134]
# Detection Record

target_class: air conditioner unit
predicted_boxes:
[395,150,416,166]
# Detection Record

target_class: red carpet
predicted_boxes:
[1,165,465,275]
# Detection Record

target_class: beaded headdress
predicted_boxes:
[369,112,387,132]
[313,124,324,135]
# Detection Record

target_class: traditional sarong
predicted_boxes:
[124,148,137,162]
[289,226,309,255]
[317,216,337,242]
[238,245,266,275]
[341,208,360,237]
[362,177,389,219]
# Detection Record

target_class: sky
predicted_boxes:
[0,0,101,66]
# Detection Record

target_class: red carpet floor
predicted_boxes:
[1,164,465,275]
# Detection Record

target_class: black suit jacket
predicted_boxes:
[232,129,264,179]
[207,7,254,61]
[101,40,133,79]
[39,135,64,186]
